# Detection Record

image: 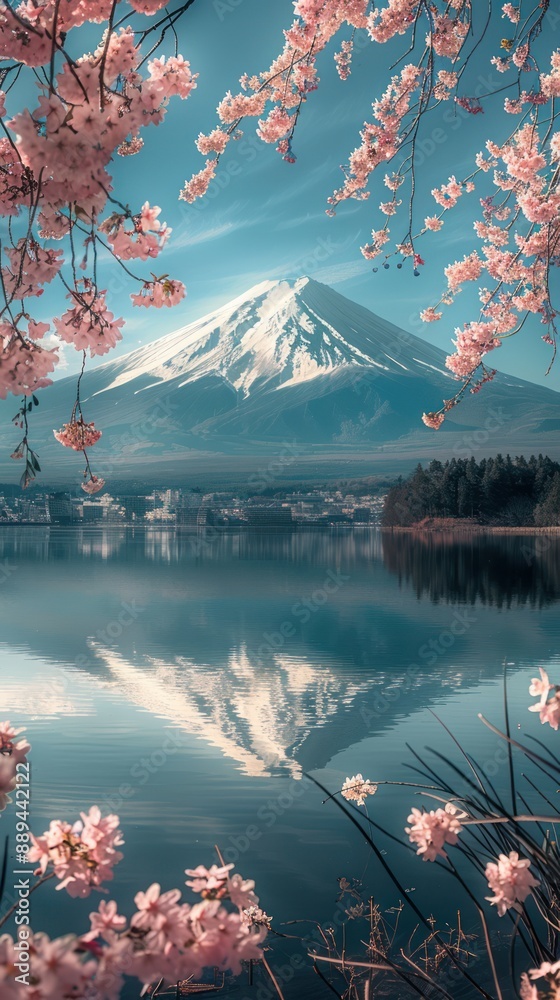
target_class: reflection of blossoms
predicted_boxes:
[485,852,539,916]
[341,774,378,807]
[406,806,462,861]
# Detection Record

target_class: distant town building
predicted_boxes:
[247,505,294,528]
[82,502,104,522]
[353,507,371,523]
[121,496,154,521]
[47,492,74,525]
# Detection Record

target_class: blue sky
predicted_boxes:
[10,0,560,392]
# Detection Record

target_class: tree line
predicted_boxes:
[382,455,560,527]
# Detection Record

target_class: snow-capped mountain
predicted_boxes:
[3,276,560,481]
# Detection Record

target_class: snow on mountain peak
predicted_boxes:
[92,275,456,403]
[10,274,560,471]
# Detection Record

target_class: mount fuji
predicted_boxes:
[2,276,560,484]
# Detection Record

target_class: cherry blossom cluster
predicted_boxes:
[341,773,378,807]
[2,240,63,301]
[0,323,58,400]
[520,960,560,1000]
[131,277,186,308]
[189,0,559,425]
[334,63,424,223]
[420,111,560,421]
[405,804,463,862]
[82,475,106,495]
[0,726,267,997]
[0,880,266,999]
[99,203,171,262]
[529,667,560,730]
[53,284,125,358]
[0,3,197,488]
[53,419,102,451]
[181,0,370,200]
[0,857,266,999]
[27,807,124,898]
[0,721,30,812]
[485,851,539,916]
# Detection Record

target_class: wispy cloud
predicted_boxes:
[311,259,372,285]
[169,220,238,250]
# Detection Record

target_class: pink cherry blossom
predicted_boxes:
[529,960,560,984]
[432,176,463,209]
[185,864,233,898]
[485,852,539,916]
[502,4,520,22]
[27,807,124,897]
[0,4,198,492]
[82,476,106,495]
[243,905,273,929]
[379,200,400,216]
[444,252,483,292]
[180,160,218,203]
[53,419,102,451]
[2,240,63,300]
[54,285,124,357]
[341,774,378,807]
[132,883,182,930]
[420,307,442,323]
[520,973,539,1000]
[0,325,58,400]
[422,411,445,429]
[406,806,462,861]
[83,900,127,941]
[131,278,186,308]
[227,873,258,910]
[361,229,390,259]
[529,668,552,705]
[529,692,560,730]
[196,129,230,156]
[257,107,292,144]
[147,55,198,98]
[334,40,354,80]
[0,722,30,811]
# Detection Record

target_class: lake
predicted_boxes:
[1,526,559,998]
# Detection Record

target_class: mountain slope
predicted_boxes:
[1,276,559,482]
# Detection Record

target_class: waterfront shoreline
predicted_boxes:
[383,524,560,534]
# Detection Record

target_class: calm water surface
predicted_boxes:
[1,527,559,997]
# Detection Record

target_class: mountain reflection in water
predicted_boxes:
[0,527,558,780]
